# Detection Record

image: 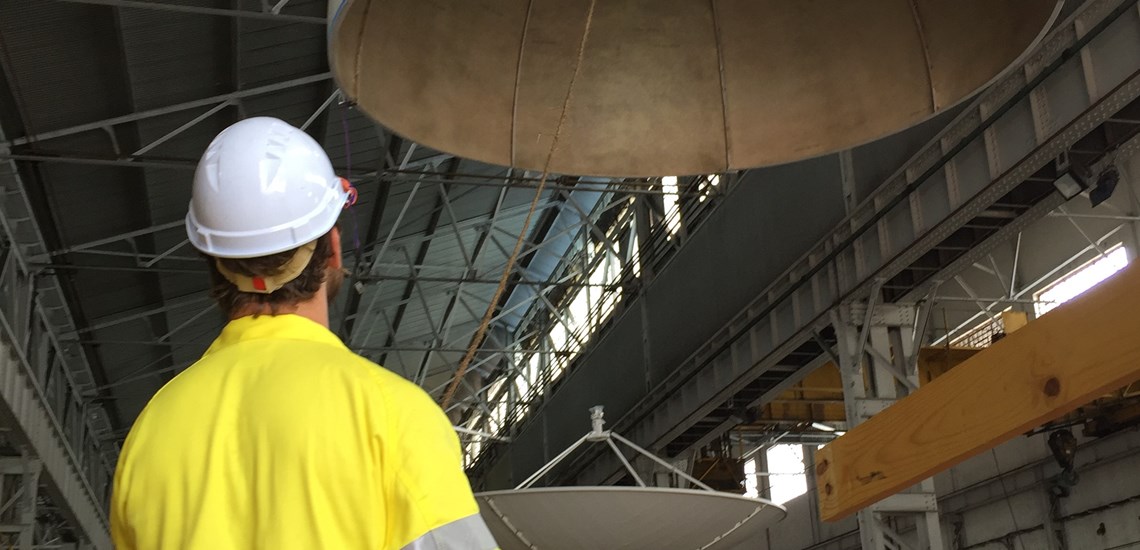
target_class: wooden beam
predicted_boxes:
[815,262,1140,521]
[758,362,846,423]
[746,349,982,425]
[749,349,981,425]
[1002,310,1029,333]
[917,346,981,384]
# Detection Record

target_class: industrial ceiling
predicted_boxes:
[5,1,1140,548]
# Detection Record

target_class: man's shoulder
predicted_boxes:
[156,338,442,423]
[160,339,415,397]
[327,350,440,412]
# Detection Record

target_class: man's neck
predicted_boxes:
[231,285,330,328]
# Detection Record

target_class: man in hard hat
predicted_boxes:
[110,117,498,550]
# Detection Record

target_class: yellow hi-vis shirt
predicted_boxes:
[111,314,497,550]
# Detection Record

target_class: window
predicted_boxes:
[1035,245,1129,317]
[951,307,1011,348]
[698,174,720,204]
[766,444,808,504]
[488,379,506,427]
[514,365,531,400]
[743,458,759,498]
[629,219,642,278]
[465,214,635,466]
[661,176,681,238]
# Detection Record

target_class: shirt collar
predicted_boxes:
[207,314,348,353]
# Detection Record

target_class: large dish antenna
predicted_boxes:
[329,1,1060,177]
[475,407,786,549]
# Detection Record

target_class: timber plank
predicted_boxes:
[816,262,1140,521]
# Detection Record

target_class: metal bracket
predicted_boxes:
[515,407,714,492]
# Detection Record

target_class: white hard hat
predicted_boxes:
[186,117,350,259]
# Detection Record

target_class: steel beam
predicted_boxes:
[131,101,231,156]
[355,346,555,355]
[33,220,184,261]
[0,115,113,549]
[829,302,943,549]
[360,273,620,288]
[374,158,459,362]
[412,185,504,385]
[0,254,111,550]
[48,0,327,23]
[931,218,1127,345]
[0,152,195,170]
[77,294,211,335]
[301,90,341,132]
[2,73,331,147]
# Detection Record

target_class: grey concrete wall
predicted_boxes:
[643,157,847,386]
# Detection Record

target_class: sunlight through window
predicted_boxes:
[662,176,681,237]
[766,444,808,504]
[698,174,720,203]
[744,458,759,498]
[1035,245,1128,317]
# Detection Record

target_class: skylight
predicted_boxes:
[1035,246,1129,317]
[662,176,681,238]
[766,444,808,505]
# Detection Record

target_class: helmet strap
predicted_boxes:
[214,241,318,294]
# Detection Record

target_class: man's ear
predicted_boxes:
[329,227,343,270]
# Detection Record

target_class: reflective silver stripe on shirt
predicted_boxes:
[402,513,499,550]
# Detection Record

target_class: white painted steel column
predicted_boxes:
[834,301,945,550]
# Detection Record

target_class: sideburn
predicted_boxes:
[325,266,345,303]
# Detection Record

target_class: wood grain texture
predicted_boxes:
[917,346,981,384]
[761,362,845,422]
[816,262,1140,521]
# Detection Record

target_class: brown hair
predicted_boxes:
[206,231,335,318]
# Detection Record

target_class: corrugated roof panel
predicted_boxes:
[240,62,327,90]
[392,289,454,336]
[0,1,128,133]
[242,35,325,63]
[71,266,165,324]
[118,9,230,110]
[138,167,196,224]
[40,172,148,246]
[324,111,385,169]
[241,23,324,50]
[242,86,329,129]
[419,230,481,268]
[365,183,444,241]
[457,159,515,178]
[237,2,326,87]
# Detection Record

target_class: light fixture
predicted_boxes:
[810,422,836,432]
[1047,429,1077,472]
[1054,160,1093,200]
[1089,166,1120,208]
[1047,428,1080,497]
[1053,173,1085,199]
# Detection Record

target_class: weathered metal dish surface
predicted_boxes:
[330,1,1059,177]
